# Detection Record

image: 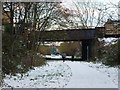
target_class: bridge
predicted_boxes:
[2,23,120,61]
[38,27,120,61]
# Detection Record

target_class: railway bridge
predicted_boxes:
[38,27,120,61]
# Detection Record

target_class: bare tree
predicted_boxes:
[2,2,62,59]
[65,1,119,28]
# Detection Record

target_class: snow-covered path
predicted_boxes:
[64,61,118,88]
[3,60,118,88]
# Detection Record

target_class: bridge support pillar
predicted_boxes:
[82,39,97,60]
[82,40,88,60]
[89,39,98,59]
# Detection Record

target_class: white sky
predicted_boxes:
[62,0,120,3]
[62,0,120,8]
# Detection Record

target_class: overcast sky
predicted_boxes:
[62,0,120,3]
[62,0,120,8]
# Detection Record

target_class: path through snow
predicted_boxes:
[3,60,118,88]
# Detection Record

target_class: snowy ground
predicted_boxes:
[65,61,118,88]
[2,55,118,88]
[44,54,72,59]
[98,38,118,46]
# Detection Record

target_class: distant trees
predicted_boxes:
[59,42,82,59]
[39,45,51,55]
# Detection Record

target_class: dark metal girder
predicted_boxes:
[39,29,97,41]
[104,34,120,38]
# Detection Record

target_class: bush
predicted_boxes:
[59,42,82,56]
[97,39,119,67]
[2,25,46,75]
[39,45,51,55]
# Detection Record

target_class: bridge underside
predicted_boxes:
[44,39,96,61]
[39,29,97,61]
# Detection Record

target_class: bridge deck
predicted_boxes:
[39,29,97,41]
[38,28,119,42]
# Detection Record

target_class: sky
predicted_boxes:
[62,0,120,3]
[60,0,119,23]
[62,0,120,8]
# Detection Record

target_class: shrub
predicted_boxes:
[39,45,51,55]
[59,42,82,56]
